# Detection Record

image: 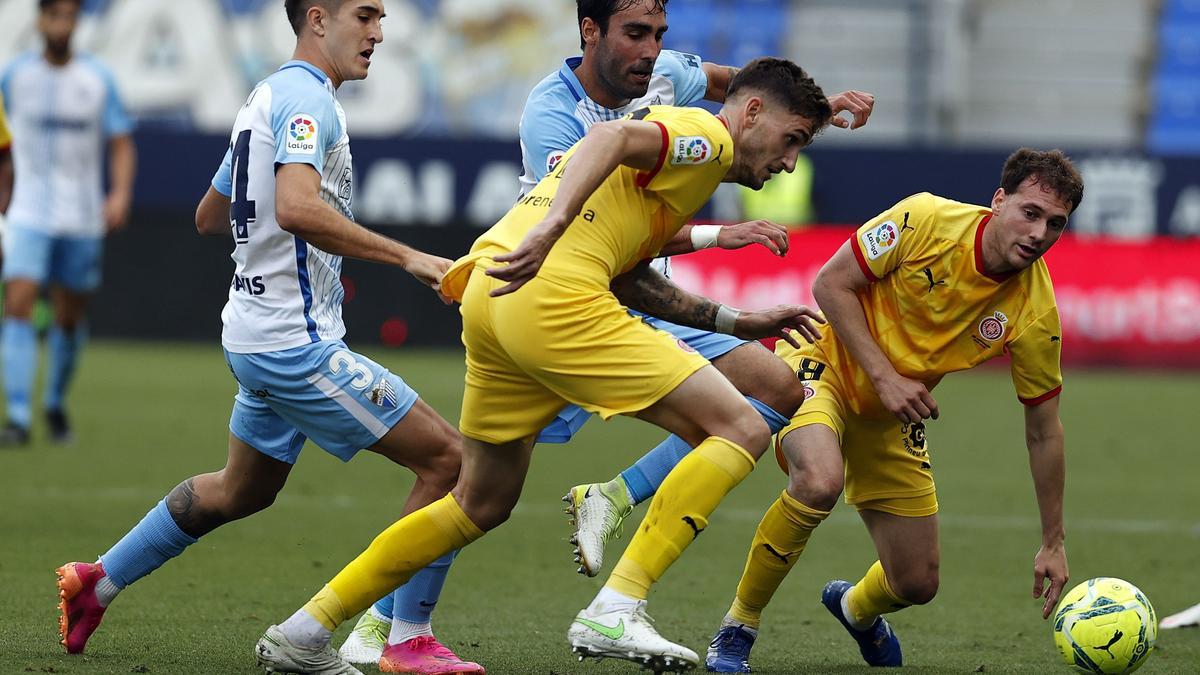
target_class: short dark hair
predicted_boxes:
[1000,148,1084,214]
[726,57,833,130]
[577,0,668,49]
[39,0,81,10]
[284,0,337,36]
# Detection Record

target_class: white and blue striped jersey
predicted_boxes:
[517,49,708,277]
[0,53,132,237]
[211,60,353,354]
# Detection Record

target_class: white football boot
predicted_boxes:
[256,625,364,675]
[568,601,698,672]
[563,481,633,577]
[1161,602,1200,629]
[337,612,389,664]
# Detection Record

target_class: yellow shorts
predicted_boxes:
[773,342,938,517]
[458,265,710,444]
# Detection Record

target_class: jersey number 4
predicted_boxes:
[231,129,256,245]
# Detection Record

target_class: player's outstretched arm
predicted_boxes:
[487,119,665,296]
[701,61,874,130]
[1025,395,1068,619]
[104,134,136,233]
[612,262,823,346]
[813,241,938,423]
[658,219,790,257]
[195,187,231,236]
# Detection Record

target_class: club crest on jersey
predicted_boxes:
[286,114,318,155]
[861,220,900,260]
[671,136,712,165]
[676,338,697,353]
[369,378,399,409]
[546,150,565,174]
[978,311,1009,342]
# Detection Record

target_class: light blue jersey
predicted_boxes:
[0,52,131,237]
[212,60,352,354]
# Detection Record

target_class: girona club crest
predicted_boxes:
[977,310,1009,342]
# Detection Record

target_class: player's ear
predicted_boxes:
[743,95,763,127]
[991,186,1006,211]
[580,18,600,48]
[308,4,328,37]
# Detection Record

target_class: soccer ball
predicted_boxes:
[1052,577,1156,674]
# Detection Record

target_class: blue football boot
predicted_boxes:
[821,580,903,666]
[705,623,756,672]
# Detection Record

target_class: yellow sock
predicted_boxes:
[304,493,484,630]
[608,436,755,599]
[845,560,910,625]
[728,491,830,628]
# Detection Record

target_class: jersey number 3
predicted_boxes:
[231,129,256,245]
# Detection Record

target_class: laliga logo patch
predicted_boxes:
[861,220,900,260]
[671,136,712,165]
[546,150,565,174]
[286,114,318,155]
[977,311,1009,342]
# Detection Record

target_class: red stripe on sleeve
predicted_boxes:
[849,233,880,282]
[636,121,669,188]
[1019,385,1062,406]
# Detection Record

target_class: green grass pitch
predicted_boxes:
[1,342,1198,673]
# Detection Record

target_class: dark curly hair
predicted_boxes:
[1000,148,1085,214]
[726,57,833,130]
[577,0,668,49]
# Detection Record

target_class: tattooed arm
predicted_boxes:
[611,262,824,346]
[701,63,740,103]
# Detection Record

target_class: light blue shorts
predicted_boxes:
[536,312,748,443]
[1,225,103,291]
[224,340,419,464]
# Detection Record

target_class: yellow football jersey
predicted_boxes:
[442,106,732,297]
[807,192,1062,416]
[0,92,10,151]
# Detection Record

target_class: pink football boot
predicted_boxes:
[56,561,108,654]
[378,635,485,674]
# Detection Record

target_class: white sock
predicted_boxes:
[279,609,333,649]
[720,613,759,636]
[841,590,874,631]
[587,586,638,614]
[388,619,433,645]
[368,605,390,623]
[95,575,121,607]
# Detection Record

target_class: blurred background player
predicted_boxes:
[705,149,1081,671]
[256,57,832,674]
[0,86,12,254]
[54,2,482,673]
[0,0,135,446]
[527,0,874,580]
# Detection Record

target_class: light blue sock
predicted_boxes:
[99,500,198,589]
[620,396,791,505]
[2,318,37,428]
[391,551,457,623]
[44,325,84,411]
[373,587,395,620]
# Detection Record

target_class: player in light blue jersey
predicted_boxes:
[55,3,481,674]
[0,0,136,446]
[532,0,874,577]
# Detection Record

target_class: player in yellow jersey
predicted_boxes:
[0,90,12,257]
[705,148,1084,671]
[255,57,833,674]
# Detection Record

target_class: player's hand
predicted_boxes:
[486,219,564,296]
[733,304,825,347]
[874,372,939,423]
[827,90,876,130]
[718,220,789,256]
[1033,543,1069,619]
[406,252,455,305]
[103,192,131,233]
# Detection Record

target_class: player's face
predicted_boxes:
[327,0,384,82]
[38,0,79,57]
[988,176,1072,273]
[589,0,667,102]
[731,100,815,190]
